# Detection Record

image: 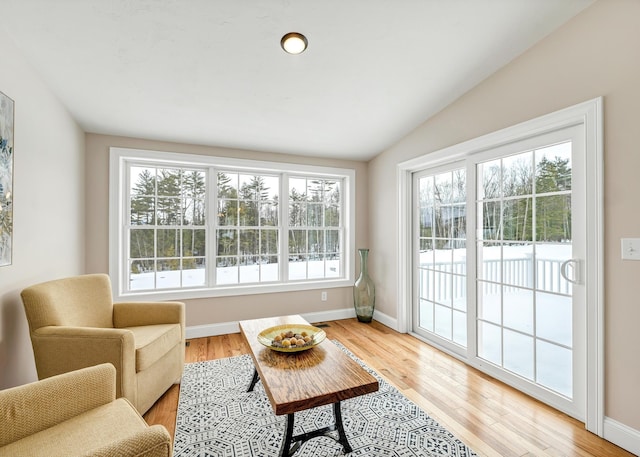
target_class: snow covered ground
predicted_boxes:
[419,242,573,397]
[129,258,341,289]
[128,243,574,397]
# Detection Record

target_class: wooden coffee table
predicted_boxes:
[239,315,379,456]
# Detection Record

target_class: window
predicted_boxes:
[110,148,355,300]
[288,177,342,280]
[215,172,280,285]
[128,165,206,291]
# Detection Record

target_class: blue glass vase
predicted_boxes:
[353,248,375,323]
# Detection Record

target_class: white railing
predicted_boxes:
[419,255,570,303]
[419,261,467,304]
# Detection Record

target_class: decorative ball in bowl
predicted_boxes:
[257,324,326,352]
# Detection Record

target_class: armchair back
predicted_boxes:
[21,273,115,331]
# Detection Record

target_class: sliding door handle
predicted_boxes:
[560,259,581,285]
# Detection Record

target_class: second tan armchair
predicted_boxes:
[0,363,172,456]
[21,273,185,414]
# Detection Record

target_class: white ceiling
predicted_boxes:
[0,0,593,161]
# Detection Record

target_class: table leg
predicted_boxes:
[278,402,352,456]
[247,368,260,392]
[334,401,353,453]
[279,413,295,457]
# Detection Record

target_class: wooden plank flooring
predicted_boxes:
[143,318,633,456]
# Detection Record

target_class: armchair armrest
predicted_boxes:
[0,363,116,447]
[87,424,172,457]
[29,326,136,399]
[113,301,185,332]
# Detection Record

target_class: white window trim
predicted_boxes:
[397,97,603,436]
[109,147,356,301]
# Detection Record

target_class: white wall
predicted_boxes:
[369,0,640,448]
[0,29,85,389]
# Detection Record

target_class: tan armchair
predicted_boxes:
[21,273,185,414]
[0,363,172,457]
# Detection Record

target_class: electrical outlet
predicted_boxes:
[321,291,327,301]
[621,238,640,260]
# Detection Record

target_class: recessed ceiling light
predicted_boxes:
[281,32,308,55]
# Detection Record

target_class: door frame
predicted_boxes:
[396,97,603,435]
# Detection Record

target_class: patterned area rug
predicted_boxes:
[173,342,477,456]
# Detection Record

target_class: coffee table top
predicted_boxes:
[239,315,379,415]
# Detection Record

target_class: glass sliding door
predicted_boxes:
[412,124,586,421]
[414,166,468,354]
[476,136,578,403]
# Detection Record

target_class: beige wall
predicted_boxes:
[369,0,640,432]
[0,30,85,389]
[85,134,369,326]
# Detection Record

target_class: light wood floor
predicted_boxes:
[144,318,633,457]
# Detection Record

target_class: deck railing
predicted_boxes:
[419,255,570,303]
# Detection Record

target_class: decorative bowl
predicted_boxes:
[257,324,326,352]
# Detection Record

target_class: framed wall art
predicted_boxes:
[0,90,14,266]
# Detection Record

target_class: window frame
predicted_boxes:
[109,147,356,301]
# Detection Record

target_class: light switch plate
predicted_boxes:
[621,238,640,260]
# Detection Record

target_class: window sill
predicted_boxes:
[114,278,354,302]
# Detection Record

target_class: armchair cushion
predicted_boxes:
[129,324,182,371]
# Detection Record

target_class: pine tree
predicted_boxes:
[535,157,571,242]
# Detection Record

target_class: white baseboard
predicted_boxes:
[185,307,399,339]
[186,321,241,339]
[372,309,398,331]
[185,308,358,339]
[604,416,640,455]
[303,307,357,324]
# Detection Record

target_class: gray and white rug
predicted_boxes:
[173,342,477,456]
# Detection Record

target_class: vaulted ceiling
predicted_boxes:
[0,0,593,160]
